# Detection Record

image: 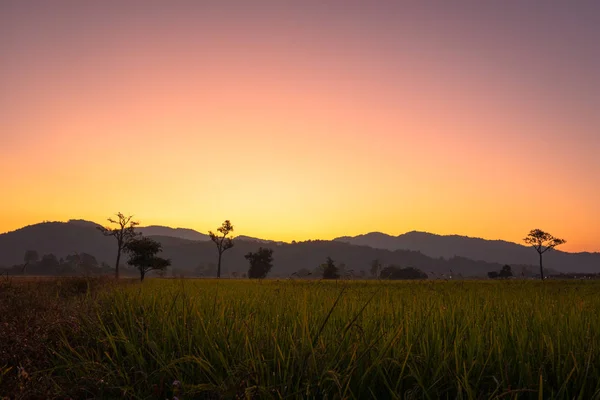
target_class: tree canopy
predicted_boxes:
[321,257,340,280]
[523,229,566,280]
[245,247,274,279]
[125,236,170,282]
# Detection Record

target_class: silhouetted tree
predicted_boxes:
[245,247,274,279]
[22,250,39,274]
[321,257,340,280]
[487,271,499,279]
[125,237,170,282]
[38,254,60,273]
[63,253,99,276]
[380,265,428,280]
[523,229,566,280]
[209,220,234,279]
[98,213,139,279]
[370,259,382,278]
[499,265,513,279]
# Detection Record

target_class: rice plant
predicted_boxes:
[51,279,600,399]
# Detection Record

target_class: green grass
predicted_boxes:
[46,279,600,399]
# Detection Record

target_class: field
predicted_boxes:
[2,278,600,399]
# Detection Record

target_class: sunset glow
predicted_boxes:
[2,1,599,251]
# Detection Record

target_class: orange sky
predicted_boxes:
[1,2,599,252]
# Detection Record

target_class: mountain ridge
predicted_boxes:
[1,220,597,275]
[334,231,599,273]
[0,219,543,277]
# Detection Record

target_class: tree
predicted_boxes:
[245,247,274,279]
[209,220,234,279]
[98,213,139,279]
[125,237,171,282]
[487,271,499,279]
[38,254,60,274]
[370,259,382,278]
[498,265,513,279]
[523,229,566,280]
[64,253,100,276]
[321,257,340,280]
[22,250,39,274]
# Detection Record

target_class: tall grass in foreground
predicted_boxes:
[53,280,600,399]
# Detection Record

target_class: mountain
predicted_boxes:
[234,235,284,245]
[0,220,528,278]
[0,220,115,267]
[335,231,600,273]
[138,225,209,241]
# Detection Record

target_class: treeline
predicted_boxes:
[0,250,114,276]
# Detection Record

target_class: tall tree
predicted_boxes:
[125,237,170,282]
[22,250,39,274]
[370,259,382,278]
[498,265,513,279]
[98,213,139,279]
[245,247,274,279]
[523,229,566,280]
[209,220,234,279]
[321,257,340,280]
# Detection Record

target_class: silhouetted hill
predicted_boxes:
[0,220,534,278]
[234,235,284,245]
[335,231,600,273]
[138,225,209,241]
[0,221,115,266]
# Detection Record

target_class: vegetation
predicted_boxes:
[98,213,140,279]
[125,237,171,282]
[1,250,114,276]
[209,220,235,278]
[321,256,340,279]
[524,229,566,280]
[488,265,514,279]
[370,259,382,278]
[0,276,120,397]
[0,279,592,399]
[380,265,428,280]
[245,247,274,279]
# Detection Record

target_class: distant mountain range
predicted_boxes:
[0,220,597,276]
[334,231,599,273]
[137,225,210,241]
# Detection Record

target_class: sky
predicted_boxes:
[1,1,599,252]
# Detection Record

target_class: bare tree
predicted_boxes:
[98,213,139,279]
[209,220,234,279]
[523,229,566,280]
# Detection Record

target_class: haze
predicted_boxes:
[1,1,599,252]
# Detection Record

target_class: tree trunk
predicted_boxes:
[539,252,544,281]
[115,247,121,280]
[140,270,145,282]
[217,252,222,279]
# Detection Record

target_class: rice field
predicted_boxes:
[43,279,600,399]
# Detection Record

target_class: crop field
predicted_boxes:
[2,278,600,399]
